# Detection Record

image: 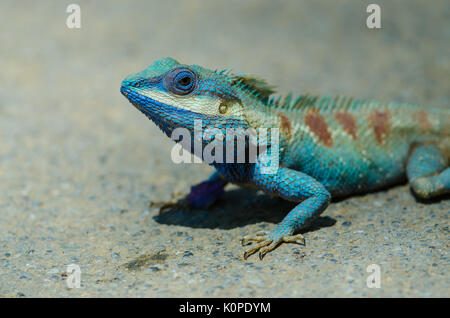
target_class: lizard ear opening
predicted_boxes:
[231,74,276,100]
[219,102,228,114]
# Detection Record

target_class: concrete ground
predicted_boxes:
[0,0,448,297]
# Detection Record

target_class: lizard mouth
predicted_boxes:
[120,85,165,109]
[120,85,129,97]
[120,86,145,111]
[120,85,193,117]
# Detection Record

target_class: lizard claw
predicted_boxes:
[149,191,189,215]
[157,200,189,215]
[242,232,306,260]
[150,177,225,214]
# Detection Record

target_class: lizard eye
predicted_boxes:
[165,67,196,95]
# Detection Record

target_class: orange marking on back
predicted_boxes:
[278,112,292,139]
[304,109,333,147]
[335,112,358,140]
[369,110,391,144]
[414,110,432,132]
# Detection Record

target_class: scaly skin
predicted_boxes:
[121,57,450,260]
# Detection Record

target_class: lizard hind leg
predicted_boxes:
[407,144,450,199]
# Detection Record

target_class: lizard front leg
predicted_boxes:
[185,171,228,208]
[242,164,331,260]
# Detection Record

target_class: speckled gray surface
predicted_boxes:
[0,0,449,297]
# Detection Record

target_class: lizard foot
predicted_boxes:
[149,191,189,215]
[150,178,226,214]
[242,231,305,260]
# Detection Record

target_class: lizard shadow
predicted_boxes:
[409,190,450,204]
[153,187,336,232]
[153,182,448,232]
[330,180,450,204]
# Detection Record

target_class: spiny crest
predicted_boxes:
[211,66,368,112]
[230,74,277,102]
[214,68,232,76]
[268,94,366,111]
[268,93,319,109]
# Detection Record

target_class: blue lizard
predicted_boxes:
[121,57,450,259]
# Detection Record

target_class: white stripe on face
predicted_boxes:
[138,89,223,116]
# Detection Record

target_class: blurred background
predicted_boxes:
[0,0,448,297]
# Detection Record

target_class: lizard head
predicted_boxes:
[121,57,276,135]
[120,58,278,169]
[120,57,253,137]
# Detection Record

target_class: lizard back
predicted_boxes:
[260,97,449,196]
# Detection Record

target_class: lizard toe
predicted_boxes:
[241,231,270,246]
[242,232,306,260]
[258,234,305,259]
[149,192,189,215]
[243,239,273,260]
[258,240,282,260]
[282,233,306,245]
[158,200,189,214]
